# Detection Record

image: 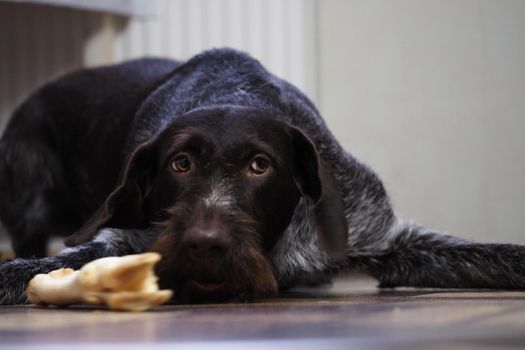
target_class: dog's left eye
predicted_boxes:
[248,155,271,175]
[171,155,191,173]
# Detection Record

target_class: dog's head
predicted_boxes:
[67,105,324,301]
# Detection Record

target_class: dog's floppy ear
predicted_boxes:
[65,139,158,246]
[290,126,348,262]
[289,127,322,203]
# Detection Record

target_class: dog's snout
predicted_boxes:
[183,227,231,260]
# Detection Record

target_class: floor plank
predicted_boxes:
[1,276,525,349]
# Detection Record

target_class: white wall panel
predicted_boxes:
[108,0,317,100]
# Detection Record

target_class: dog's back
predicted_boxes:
[0,58,179,257]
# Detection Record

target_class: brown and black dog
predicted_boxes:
[1,49,525,304]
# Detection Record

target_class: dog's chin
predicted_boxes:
[163,275,279,303]
[153,235,280,303]
[180,279,234,303]
[189,279,226,293]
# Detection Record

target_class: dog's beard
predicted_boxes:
[151,206,278,303]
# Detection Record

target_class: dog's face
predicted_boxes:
[72,106,322,302]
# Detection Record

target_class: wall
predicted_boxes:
[0,2,104,132]
[110,0,317,100]
[318,0,525,243]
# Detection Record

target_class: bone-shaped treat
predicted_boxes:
[27,253,173,311]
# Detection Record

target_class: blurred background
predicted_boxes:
[0,0,524,253]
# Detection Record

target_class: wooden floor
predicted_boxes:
[1,275,525,350]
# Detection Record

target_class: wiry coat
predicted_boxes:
[1,49,525,305]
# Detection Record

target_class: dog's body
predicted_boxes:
[1,49,525,304]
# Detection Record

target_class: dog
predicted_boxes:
[1,48,525,304]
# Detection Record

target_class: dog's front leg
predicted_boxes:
[0,227,158,305]
[352,222,525,290]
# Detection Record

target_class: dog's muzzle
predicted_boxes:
[151,209,279,302]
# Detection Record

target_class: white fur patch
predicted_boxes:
[203,180,235,209]
[93,228,119,244]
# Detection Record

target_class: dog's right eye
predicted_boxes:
[171,155,191,173]
[248,155,271,176]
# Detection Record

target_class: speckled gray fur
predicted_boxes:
[2,48,525,305]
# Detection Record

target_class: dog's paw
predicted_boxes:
[0,285,28,305]
[0,259,36,305]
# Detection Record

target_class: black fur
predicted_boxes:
[1,48,525,305]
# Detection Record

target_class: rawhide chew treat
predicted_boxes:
[27,252,172,311]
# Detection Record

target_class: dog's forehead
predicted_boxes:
[164,107,291,151]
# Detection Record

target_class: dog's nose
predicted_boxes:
[182,227,231,260]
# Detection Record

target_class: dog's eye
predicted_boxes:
[248,156,271,175]
[171,155,191,173]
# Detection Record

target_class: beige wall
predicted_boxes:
[318,0,525,243]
